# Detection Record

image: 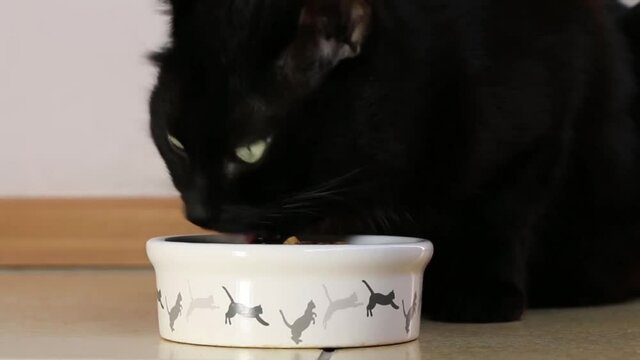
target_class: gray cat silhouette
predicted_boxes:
[402,293,419,333]
[157,289,164,309]
[362,280,399,317]
[222,286,269,326]
[165,292,183,332]
[322,284,362,329]
[186,281,218,321]
[280,300,316,344]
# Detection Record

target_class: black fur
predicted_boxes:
[149,0,640,322]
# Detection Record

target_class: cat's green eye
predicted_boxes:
[167,134,186,155]
[235,138,271,164]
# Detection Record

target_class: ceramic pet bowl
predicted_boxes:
[146,235,433,349]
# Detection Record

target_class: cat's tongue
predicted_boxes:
[243,233,258,244]
[242,232,285,244]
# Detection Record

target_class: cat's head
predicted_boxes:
[308,300,316,309]
[150,0,392,238]
[348,292,358,301]
[388,290,395,299]
[176,293,183,303]
[255,305,264,315]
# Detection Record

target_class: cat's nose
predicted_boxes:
[185,203,220,229]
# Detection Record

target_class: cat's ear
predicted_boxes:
[282,0,372,86]
[299,0,372,62]
[165,0,191,9]
[163,0,194,17]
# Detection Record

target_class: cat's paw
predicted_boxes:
[424,284,525,323]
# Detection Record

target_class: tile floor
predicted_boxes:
[1,270,638,359]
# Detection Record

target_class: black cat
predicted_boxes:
[149,0,640,322]
[362,280,399,317]
[222,286,269,326]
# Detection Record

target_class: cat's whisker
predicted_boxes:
[259,169,364,228]
[303,168,362,192]
[390,210,402,225]
[282,204,321,215]
[284,209,320,216]
[379,211,392,233]
[365,214,380,233]
[404,211,417,225]
[264,213,284,218]
[281,201,316,209]
[283,189,347,203]
[281,168,363,204]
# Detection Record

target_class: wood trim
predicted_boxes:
[0,198,206,267]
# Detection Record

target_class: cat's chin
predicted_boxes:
[207,212,374,243]
[242,232,287,244]
[200,231,285,244]
[209,215,402,243]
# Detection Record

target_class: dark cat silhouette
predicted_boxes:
[322,284,362,329]
[186,281,218,321]
[222,286,269,326]
[279,300,316,344]
[165,292,183,332]
[402,293,419,334]
[363,280,399,317]
[150,0,640,323]
[157,289,164,309]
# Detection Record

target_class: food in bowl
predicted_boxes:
[283,236,301,245]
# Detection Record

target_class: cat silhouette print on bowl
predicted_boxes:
[147,234,433,348]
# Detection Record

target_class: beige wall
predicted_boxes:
[0,0,174,197]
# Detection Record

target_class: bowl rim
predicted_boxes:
[147,235,434,272]
[151,234,431,247]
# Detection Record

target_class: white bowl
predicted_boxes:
[146,235,433,349]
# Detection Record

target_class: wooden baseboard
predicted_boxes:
[0,198,206,267]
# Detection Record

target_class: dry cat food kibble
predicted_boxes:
[283,236,301,245]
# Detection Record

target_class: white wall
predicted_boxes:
[1,0,639,197]
[0,0,176,197]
